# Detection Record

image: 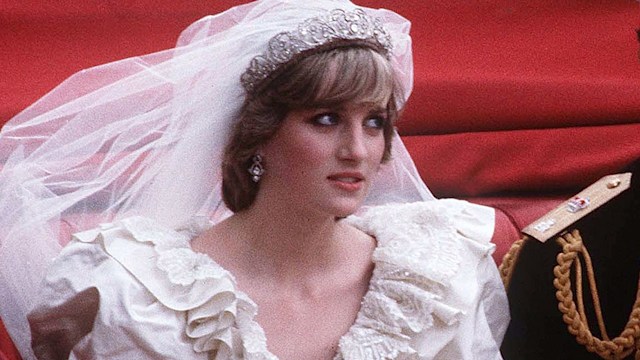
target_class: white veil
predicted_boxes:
[0,0,433,357]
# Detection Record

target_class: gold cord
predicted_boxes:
[499,230,640,359]
[499,236,527,290]
[553,229,640,359]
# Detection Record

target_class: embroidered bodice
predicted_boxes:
[28,199,509,360]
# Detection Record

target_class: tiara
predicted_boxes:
[240,8,393,94]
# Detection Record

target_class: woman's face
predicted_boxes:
[258,101,387,218]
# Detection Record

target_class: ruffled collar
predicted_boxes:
[336,202,464,359]
[76,201,465,359]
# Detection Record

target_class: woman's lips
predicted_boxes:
[327,173,364,192]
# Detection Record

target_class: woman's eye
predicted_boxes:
[312,113,339,126]
[364,116,386,129]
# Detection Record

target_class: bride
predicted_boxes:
[0,0,509,359]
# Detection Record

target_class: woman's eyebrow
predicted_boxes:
[366,105,388,114]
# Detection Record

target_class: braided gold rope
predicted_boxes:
[499,236,527,289]
[553,229,640,359]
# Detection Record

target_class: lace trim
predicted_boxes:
[82,201,470,360]
[156,248,226,286]
[115,217,279,359]
[350,202,463,285]
[336,202,465,359]
[335,265,453,359]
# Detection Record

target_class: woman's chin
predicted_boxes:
[327,199,366,219]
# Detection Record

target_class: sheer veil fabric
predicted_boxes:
[0,0,434,357]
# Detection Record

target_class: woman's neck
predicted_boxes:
[230,201,348,283]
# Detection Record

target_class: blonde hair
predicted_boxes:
[222,46,402,212]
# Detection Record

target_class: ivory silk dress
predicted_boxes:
[28,199,509,360]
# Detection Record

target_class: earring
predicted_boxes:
[247,154,265,182]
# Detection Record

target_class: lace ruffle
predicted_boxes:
[73,199,483,360]
[336,202,466,359]
[76,216,278,360]
[349,201,463,286]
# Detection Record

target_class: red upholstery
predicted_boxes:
[1,0,639,357]
[0,319,19,360]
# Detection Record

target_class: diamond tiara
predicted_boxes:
[240,8,393,94]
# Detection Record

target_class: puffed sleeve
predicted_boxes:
[26,237,168,360]
[426,249,509,360]
[416,199,509,359]
[27,241,103,360]
[27,230,205,360]
[340,199,509,360]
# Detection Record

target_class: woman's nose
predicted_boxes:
[337,124,368,161]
